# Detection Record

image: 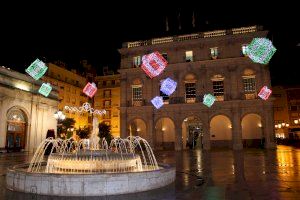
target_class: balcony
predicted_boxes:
[127,99,147,107]
[123,26,262,48]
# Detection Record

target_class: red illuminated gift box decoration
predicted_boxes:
[141,52,168,79]
[83,82,97,98]
[258,86,272,100]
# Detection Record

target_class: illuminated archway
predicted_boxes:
[210,115,232,148]
[241,113,263,147]
[128,119,147,139]
[6,107,28,151]
[182,116,203,149]
[155,118,175,150]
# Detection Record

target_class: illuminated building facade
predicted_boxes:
[118,26,276,150]
[273,86,300,139]
[43,63,89,128]
[94,74,121,138]
[0,67,59,153]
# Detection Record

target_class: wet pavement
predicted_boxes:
[1,145,300,199]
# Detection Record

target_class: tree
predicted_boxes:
[76,126,90,139]
[98,122,113,144]
[59,118,76,139]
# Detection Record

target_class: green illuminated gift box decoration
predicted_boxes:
[38,83,52,97]
[246,38,276,64]
[25,58,48,80]
[203,94,216,107]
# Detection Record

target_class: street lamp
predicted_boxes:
[54,111,66,137]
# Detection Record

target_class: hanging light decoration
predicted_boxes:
[246,38,276,64]
[151,96,164,109]
[83,82,98,98]
[203,94,216,107]
[38,83,52,97]
[25,58,48,80]
[160,78,177,96]
[141,51,168,79]
[258,86,272,100]
[64,102,106,116]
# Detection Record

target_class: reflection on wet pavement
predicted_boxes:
[1,145,300,199]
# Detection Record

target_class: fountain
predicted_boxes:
[6,120,175,196]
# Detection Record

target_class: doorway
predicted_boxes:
[6,108,27,152]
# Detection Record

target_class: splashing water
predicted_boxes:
[28,136,159,174]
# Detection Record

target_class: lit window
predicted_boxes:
[132,85,142,106]
[103,90,111,98]
[243,76,256,99]
[103,110,111,119]
[212,80,224,101]
[210,47,218,59]
[242,44,248,56]
[185,83,196,103]
[104,100,111,108]
[133,56,141,67]
[185,51,193,62]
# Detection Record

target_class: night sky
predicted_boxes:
[0,2,299,85]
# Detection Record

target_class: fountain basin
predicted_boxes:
[46,151,143,173]
[6,163,175,196]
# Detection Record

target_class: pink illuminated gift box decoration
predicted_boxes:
[83,82,97,98]
[258,86,272,100]
[151,96,164,109]
[141,51,168,79]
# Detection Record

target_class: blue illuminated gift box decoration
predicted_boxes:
[151,96,164,109]
[160,78,177,96]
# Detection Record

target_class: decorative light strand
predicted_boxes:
[64,102,106,116]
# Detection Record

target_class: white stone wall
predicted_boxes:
[0,87,58,152]
[6,164,175,196]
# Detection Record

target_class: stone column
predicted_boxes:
[0,98,6,148]
[228,65,238,100]
[232,107,243,150]
[174,119,183,151]
[146,111,154,148]
[120,108,127,138]
[264,104,276,149]
[120,72,128,139]
[202,111,210,150]
[202,123,210,150]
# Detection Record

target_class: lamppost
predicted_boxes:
[54,111,66,138]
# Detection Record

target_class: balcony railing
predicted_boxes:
[124,26,262,48]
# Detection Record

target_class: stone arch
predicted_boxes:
[209,114,232,149]
[131,77,143,85]
[209,111,232,123]
[241,113,263,148]
[128,118,147,139]
[184,73,197,82]
[6,106,29,151]
[154,117,175,150]
[181,116,203,150]
[243,68,256,76]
